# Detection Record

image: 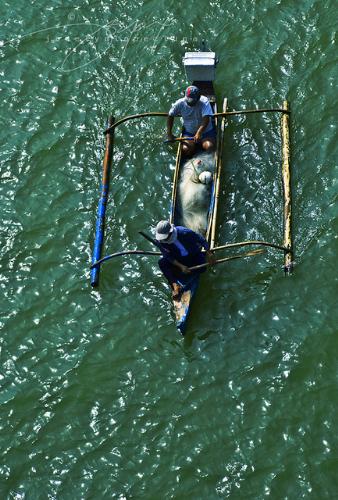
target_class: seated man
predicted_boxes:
[155,220,214,300]
[167,85,216,157]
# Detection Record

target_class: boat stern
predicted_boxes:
[182,51,217,82]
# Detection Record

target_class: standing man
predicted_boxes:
[167,85,216,156]
[155,220,214,300]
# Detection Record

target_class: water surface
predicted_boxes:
[1,0,337,498]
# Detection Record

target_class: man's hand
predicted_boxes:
[206,250,216,265]
[179,264,191,274]
[194,130,202,143]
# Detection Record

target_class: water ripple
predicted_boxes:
[1,0,338,497]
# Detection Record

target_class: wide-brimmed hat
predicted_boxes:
[185,85,201,104]
[155,220,174,241]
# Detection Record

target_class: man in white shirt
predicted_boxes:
[167,86,216,156]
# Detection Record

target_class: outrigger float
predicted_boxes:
[90,49,293,335]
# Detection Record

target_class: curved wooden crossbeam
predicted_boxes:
[103,108,291,134]
[90,249,161,269]
[104,112,168,134]
[214,108,290,118]
[212,240,289,253]
[89,237,288,273]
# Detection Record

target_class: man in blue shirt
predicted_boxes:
[155,220,214,299]
[167,85,216,157]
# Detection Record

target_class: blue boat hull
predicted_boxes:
[174,275,200,335]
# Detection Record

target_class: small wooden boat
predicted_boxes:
[169,51,227,334]
[90,51,293,335]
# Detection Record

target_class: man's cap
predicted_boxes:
[185,85,201,104]
[155,220,174,241]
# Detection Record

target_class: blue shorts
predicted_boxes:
[183,126,217,141]
[158,255,206,286]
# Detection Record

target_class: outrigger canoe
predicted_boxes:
[169,52,227,334]
[90,50,293,337]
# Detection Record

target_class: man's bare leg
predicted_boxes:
[201,138,216,152]
[182,140,196,157]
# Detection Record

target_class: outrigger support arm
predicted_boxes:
[104,112,168,134]
[103,108,290,134]
[214,108,290,118]
[90,245,268,271]
[91,239,288,270]
[91,250,161,269]
[212,240,289,253]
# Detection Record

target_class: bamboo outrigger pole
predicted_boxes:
[90,116,115,287]
[281,100,293,273]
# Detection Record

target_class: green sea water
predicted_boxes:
[1,0,337,498]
